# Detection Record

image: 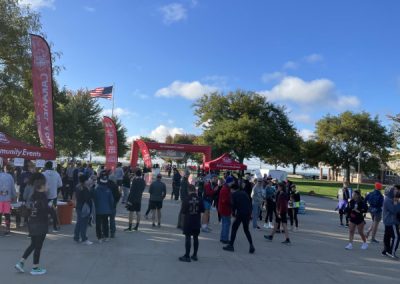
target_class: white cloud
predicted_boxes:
[160,3,187,24]
[167,119,175,124]
[298,129,314,141]
[155,80,218,100]
[283,61,298,70]
[84,6,95,12]
[127,135,140,143]
[261,72,286,83]
[259,76,360,109]
[102,108,135,118]
[150,125,184,142]
[19,0,55,10]
[304,53,323,63]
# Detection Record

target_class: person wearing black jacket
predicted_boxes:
[223,184,255,254]
[15,173,50,275]
[177,171,190,229]
[124,169,146,231]
[107,176,121,238]
[73,175,93,245]
[345,190,369,250]
[179,185,205,262]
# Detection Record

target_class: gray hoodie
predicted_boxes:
[382,187,400,226]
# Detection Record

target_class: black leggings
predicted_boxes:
[288,208,299,227]
[230,215,253,246]
[383,225,400,255]
[185,233,199,257]
[22,234,46,265]
[265,200,275,223]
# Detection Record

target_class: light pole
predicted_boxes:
[357,151,362,190]
[89,140,93,163]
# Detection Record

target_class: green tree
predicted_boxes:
[194,90,296,164]
[315,111,391,181]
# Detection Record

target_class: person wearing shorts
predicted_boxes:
[0,162,17,236]
[264,182,290,244]
[149,174,166,227]
[345,190,368,250]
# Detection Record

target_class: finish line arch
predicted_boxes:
[130,140,211,169]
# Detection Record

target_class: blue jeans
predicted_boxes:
[110,208,116,236]
[252,203,260,228]
[220,216,231,242]
[74,210,89,242]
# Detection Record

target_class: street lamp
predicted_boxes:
[89,140,93,163]
[357,151,362,190]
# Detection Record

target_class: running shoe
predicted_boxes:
[249,245,255,254]
[345,243,353,250]
[370,239,379,244]
[191,255,198,261]
[361,243,368,250]
[30,267,47,275]
[15,262,24,273]
[281,239,291,245]
[263,223,269,229]
[222,245,234,252]
[82,240,93,245]
[179,255,191,262]
[124,228,133,232]
[264,235,273,241]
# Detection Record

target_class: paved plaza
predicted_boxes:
[1,177,399,284]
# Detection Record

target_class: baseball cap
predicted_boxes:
[99,171,109,184]
[225,176,234,184]
[157,173,162,179]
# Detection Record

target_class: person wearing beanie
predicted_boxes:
[223,177,255,254]
[93,171,114,242]
[365,182,384,243]
[124,169,146,232]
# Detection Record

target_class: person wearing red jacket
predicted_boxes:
[218,176,234,244]
[264,182,291,244]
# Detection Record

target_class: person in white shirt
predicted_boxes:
[42,161,62,232]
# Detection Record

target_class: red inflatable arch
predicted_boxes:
[130,140,211,169]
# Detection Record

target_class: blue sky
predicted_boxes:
[22,0,400,144]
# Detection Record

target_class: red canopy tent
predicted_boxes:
[0,132,56,161]
[203,153,247,171]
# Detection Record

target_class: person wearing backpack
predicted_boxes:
[365,182,384,243]
[15,173,50,275]
[73,175,93,245]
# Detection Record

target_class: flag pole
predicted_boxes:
[111,83,115,118]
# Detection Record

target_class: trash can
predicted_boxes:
[57,201,74,225]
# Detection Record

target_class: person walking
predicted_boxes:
[364,182,384,243]
[0,159,16,236]
[171,168,181,201]
[93,171,114,243]
[149,173,167,227]
[42,161,62,233]
[218,176,233,244]
[288,184,301,231]
[121,167,131,204]
[263,178,276,229]
[107,174,121,238]
[264,182,291,244]
[177,170,190,229]
[73,175,93,245]
[179,185,205,262]
[223,181,255,254]
[124,169,146,231]
[201,175,217,233]
[344,190,369,250]
[337,181,352,227]
[382,185,400,258]
[15,173,50,275]
[251,178,265,230]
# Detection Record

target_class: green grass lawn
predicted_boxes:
[290,178,375,199]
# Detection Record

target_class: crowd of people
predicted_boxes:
[1,158,400,276]
[336,181,400,257]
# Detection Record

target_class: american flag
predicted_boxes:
[89,86,113,99]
